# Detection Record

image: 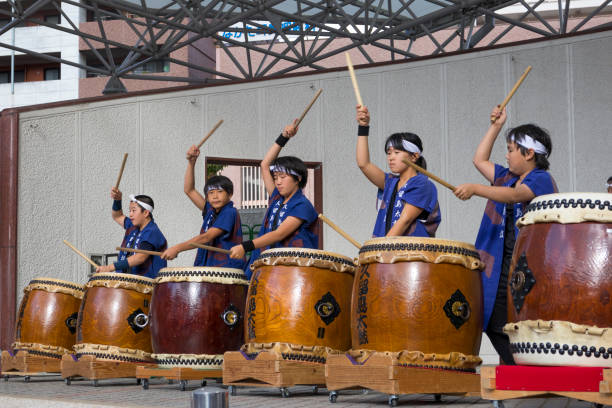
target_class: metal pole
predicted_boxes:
[10,5,15,94]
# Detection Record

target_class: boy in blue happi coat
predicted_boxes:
[161,145,245,269]
[454,105,558,364]
[356,105,441,237]
[97,189,167,279]
[229,119,318,279]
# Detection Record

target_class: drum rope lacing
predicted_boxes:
[154,356,223,366]
[87,275,153,287]
[75,351,151,363]
[397,363,476,373]
[358,243,480,259]
[12,348,64,360]
[27,279,84,293]
[525,198,612,213]
[510,342,612,359]
[256,250,356,267]
[157,270,247,281]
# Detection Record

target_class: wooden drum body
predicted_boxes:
[505,193,612,367]
[149,267,249,369]
[75,272,154,362]
[13,278,84,359]
[245,248,356,361]
[351,237,484,371]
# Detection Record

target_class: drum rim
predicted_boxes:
[258,247,356,266]
[87,272,154,286]
[25,277,85,293]
[155,267,249,284]
[360,236,479,254]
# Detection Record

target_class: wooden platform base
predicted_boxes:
[223,350,325,396]
[136,365,222,391]
[1,350,62,373]
[61,354,153,385]
[481,365,612,405]
[325,352,480,404]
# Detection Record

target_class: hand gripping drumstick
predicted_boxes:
[117,247,163,256]
[491,66,532,124]
[114,153,128,189]
[197,119,224,149]
[401,159,456,192]
[345,53,363,107]
[63,240,99,268]
[189,243,231,255]
[318,214,361,249]
[295,89,323,127]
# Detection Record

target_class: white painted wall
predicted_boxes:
[15,30,612,364]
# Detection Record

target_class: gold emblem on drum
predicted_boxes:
[315,292,341,325]
[221,304,241,330]
[317,302,335,317]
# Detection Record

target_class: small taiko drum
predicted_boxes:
[149,267,249,369]
[75,272,154,363]
[352,237,484,370]
[504,193,612,367]
[244,248,356,362]
[13,278,84,358]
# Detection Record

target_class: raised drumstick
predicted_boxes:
[401,159,456,192]
[318,214,361,249]
[63,240,99,268]
[295,89,323,127]
[189,242,231,255]
[197,119,224,149]
[345,53,363,107]
[116,247,162,256]
[491,66,532,123]
[114,153,128,189]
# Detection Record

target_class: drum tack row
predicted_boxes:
[2,192,611,407]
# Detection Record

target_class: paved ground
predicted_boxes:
[0,374,600,408]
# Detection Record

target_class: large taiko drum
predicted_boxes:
[13,278,84,358]
[149,267,249,369]
[504,193,612,367]
[244,248,356,361]
[352,237,484,371]
[75,272,154,362]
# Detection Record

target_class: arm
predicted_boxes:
[229,216,303,259]
[386,204,423,236]
[261,119,299,196]
[454,183,535,204]
[184,145,206,211]
[96,253,149,272]
[355,105,386,189]
[473,106,507,184]
[110,187,126,227]
[161,227,225,260]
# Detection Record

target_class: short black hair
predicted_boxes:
[133,195,154,219]
[607,176,612,184]
[506,124,552,170]
[271,156,308,189]
[384,132,427,170]
[204,175,234,195]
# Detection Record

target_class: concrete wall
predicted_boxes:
[14,30,612,363]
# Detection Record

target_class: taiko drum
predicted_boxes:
[13,277,84,358]
[149,267,249,369]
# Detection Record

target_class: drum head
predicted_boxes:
[252,248,356,274]
[24,277,84,299]
[156,267,249,285]
[86,272,154,293]
[518,192,612,226]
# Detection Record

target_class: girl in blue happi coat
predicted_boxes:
[97,189,167,279]
[229,119,318,279]
[355,105,441,237]
[454,105,557,364]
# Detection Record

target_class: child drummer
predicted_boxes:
[355,105,441,237]
[454,105,558,364]
[96,189,167,279]
[229,119,318,279]
[160,145,245,269]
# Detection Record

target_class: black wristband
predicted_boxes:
[275,134,289,147]
[242,240,255,252]
[112,200,122,211]
[358,125,370,136]
[113,260,129,271]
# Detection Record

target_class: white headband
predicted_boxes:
[270,165,301,179]
[205,184,226,193]
[129,194,153,212]
[511,135,548,155]
[386,139,422,155]
[608,182,612,188]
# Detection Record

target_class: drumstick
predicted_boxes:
[401,159,456,192]
[491,66,532,123]
[345,53,363,107]
[63,240,99,268]
[197,119,224,149]
[116,247,162,256]
[189,243,231,255]
[114,153,128,189]
[318,214,361,249]
[295,89,323,127]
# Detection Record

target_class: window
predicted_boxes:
[44,67,60,80]
[0,70,25,84]
[44,14,61,24]
[132,59,170,74]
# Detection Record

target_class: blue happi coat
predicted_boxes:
[118,218,167,279]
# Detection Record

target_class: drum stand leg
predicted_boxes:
[279,387,290,398]
[328,390,338,403]
[388,394,399,407]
